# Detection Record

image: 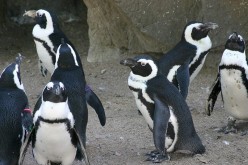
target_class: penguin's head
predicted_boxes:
[183,21,218,42]
[23,9,58,29]
[120,55,158,81]
[225,32,245,53]
[54,42,79,70]
[0,54,24,91]
[42,81,67,103]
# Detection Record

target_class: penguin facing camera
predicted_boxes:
[120,55,205,163]
[18,81,90,165]
[23,9,106,126]
[206,32,248,134]
[0,54,32,165]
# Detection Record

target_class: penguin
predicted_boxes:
[206,32,248,134]
[120,55,205,163]
[23,9,105,126]
[0,54,32,165]
[19,81,90,165]
[29,41,90,163]
[158,21,218,99]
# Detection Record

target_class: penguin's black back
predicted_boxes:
[0,88,28,165]
[146,75,205,153]
[158,41,196,75]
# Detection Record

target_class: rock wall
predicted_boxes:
[1,0,248,64]
[84,0,248,62]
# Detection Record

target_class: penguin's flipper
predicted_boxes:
[18,127,34,165]
[176,64,190,99]
[85,85,106,126]
[33,96,42,115]
[73,128,90,165]
[149,96,170,163]
[206,73,221,116]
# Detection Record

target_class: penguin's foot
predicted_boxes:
[145,150,159,157]
[240,131,248,136]
[218,117,237,134]
[145,152,170,163]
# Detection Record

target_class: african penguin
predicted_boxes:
[0,54,32,165]
[31,42,90,163]
[19,81,90,165]
[120,55,205,163]
[23,9,106,126]
[158,21,218,99]
[206,32,248,134]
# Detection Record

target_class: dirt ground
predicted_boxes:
[0,22,248,165]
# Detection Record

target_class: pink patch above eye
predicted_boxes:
[23,108,32,114]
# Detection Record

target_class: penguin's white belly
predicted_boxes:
[220,69,248,120]
[33,122,76,164]
[132,91,178,152]
[34,40,55,73]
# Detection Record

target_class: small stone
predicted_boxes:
[115,151,121,156]
[101,69,106,74]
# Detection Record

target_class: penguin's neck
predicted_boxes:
[186,36,212,56]
[220,49,247,67]
[128,73,147,90]
[40,101,70,121]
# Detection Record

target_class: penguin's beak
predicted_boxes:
[120,58,138,67]
[199,22,218,31]
[52,84,62,96]
[23,10,37,18]
[229,32,239,41]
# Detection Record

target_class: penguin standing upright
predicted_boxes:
[120,55,205,163]
[206,32,248,134]
[19,81,89,165]
[0,55,32,165]
[23,9,105,126]
[31,41,90,163]
[158,21,218,98]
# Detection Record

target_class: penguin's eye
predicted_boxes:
[37,13,42,17]
[140,62,146,66]
[47,87,51,90]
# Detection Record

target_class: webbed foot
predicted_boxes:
[145,152,170,163]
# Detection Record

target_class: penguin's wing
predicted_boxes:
[73,128,90,165]
[85,85,106,126]
[18,127,34,165]
[33,96,42,115]
[206,73,221,116]
[176,63,190,99]
[153,95,170,154]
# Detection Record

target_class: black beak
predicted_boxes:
[52,83,62,95]
[229,32,239,41]
[199,22,218,31]
[120,58,137,67]
[15,53,24,65]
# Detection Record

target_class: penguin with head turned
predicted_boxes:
[0,55,32,165]
[120,55,205,163]
[159,21,218,99]
[19,81,90,165]
[206,32,248,134]
[23,9,105,126]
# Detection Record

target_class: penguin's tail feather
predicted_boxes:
[85,85,106,126]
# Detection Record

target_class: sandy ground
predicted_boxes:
[0,22,248,165]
